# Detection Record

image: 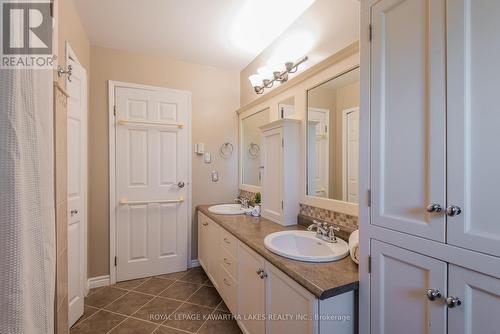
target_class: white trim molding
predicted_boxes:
[87,275,110,290]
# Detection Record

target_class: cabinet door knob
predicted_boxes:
[446,296,462,308]
[177,181,185,188]
[426,204,442,213]
[446,205,462,217]
[426,289,442,301]
[71,209,79,216]
[202,222,208,226]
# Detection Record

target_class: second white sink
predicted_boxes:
[208,204,250,215]
[264,230,349,263]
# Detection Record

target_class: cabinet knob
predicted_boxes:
[177,181,185,188]
[426,204,442,213]
[446,296,462,308]
[446,205,462,217]
[202,222,208,226]
[256,268,267,279]
[426,289,442,301]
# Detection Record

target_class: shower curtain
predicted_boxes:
[0,69,56,333]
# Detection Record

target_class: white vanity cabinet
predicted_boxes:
[265,261,318,334]
[361,0,500,332]
[197,212,220,288]
[259,119,300,226]
[198,211,355,334]
[238,243,266,334]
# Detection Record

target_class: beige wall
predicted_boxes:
[57,0,90,87]
[240,0,359,106]
[88,46,240,277]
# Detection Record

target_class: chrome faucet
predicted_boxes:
[307,220,340,243]
[235,197,250,209]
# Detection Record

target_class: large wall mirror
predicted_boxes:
[306,67,360,203]
[241,108,270,189]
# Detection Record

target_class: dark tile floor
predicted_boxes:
[71,267,242,334]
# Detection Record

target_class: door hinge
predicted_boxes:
[281,138,284,148]
[325,125,328,133]
[367,190,371,207]
[369,24,373,42]
[114,256,117,267]
[281,201,284,211]
[368,256,372,274]
[113,105,117,116]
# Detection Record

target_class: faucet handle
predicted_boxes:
[312,219,324,227]
[327,225,340,242]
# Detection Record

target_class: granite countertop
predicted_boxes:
[197,205,359,300]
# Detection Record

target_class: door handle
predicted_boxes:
[446,296,462,308]
[71,209,78,216]
[426,204,442,213]
[426,289,442,301]
[446,205,462,217]
[177,181,185,188]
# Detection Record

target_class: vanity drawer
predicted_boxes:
[221,230,238,258]
[219,265,238,313]
[220,247,238,280]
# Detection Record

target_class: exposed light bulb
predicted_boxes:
[248,74,263,87]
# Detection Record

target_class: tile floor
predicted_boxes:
[71,267,242,334]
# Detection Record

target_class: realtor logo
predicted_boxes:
[1,0,55,68]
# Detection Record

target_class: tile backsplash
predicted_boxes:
[238,189,359,233]
[299,203,358,233]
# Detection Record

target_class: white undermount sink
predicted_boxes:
[208,204,250,215]
[264,231,349,263]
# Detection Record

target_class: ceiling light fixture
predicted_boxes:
[249,56,308,94]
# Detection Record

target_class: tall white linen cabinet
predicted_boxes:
[359,0,500,333]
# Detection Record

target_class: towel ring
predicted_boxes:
[248,143,260,159]
[219,142,233,159]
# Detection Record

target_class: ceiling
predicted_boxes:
[73,0,316,70]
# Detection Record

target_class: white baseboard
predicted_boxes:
[88,275,110,289]
[189,259,200,268]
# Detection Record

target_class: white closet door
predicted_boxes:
[115,86,189,281]
[370,0,446,241]
[370,240,447,334]
[448,265,500,334]
[67,58,87,327]
[447,0,500,257]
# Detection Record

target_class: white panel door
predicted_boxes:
[238,243,266,334]
[370,0,446,241]
[371,240,447,334]
[448,265,500,334]
[308,108,329,197]
[446,0,500,257]
[115,85,189,281]
[261,127,283,223]
[67,58,87,327]
[343,107,359,203]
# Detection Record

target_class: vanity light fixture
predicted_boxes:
[249,56,308,94]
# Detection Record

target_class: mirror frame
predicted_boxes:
[239,106,271,193]
[302,65,360,217]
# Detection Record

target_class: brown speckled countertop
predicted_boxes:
[197,205,359,300]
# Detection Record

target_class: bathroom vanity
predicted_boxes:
[197,206,358,334]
